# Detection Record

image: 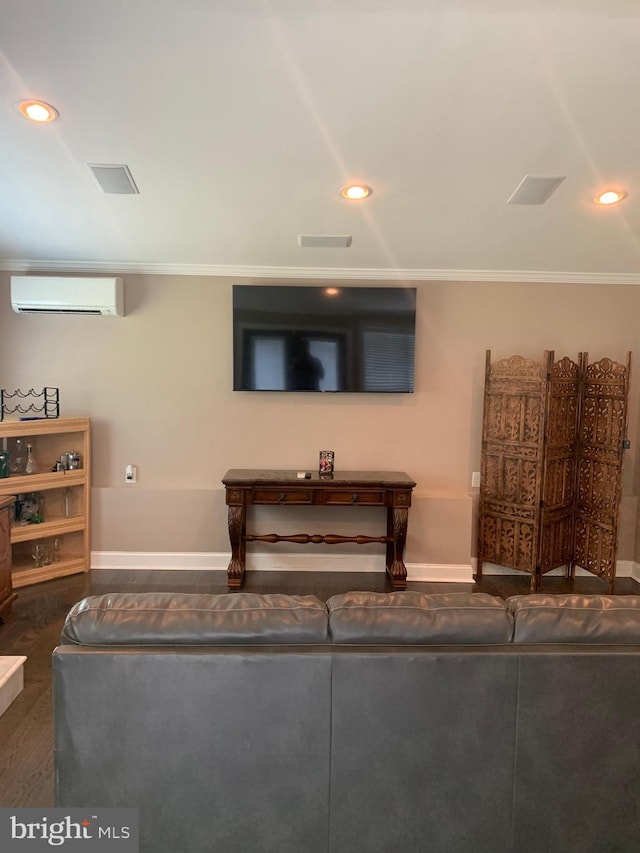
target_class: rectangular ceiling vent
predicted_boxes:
[506,175,566,205]
[88,164,139,194]
[10,276,125,316]
[298,234,352,248]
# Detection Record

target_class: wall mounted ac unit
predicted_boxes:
[10,276,125,316]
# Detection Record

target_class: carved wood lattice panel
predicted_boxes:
[539,355,580,573]
[573,355,631,582]
[479,353,548,578]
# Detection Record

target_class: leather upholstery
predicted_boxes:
[511,649,640,852]
[329,647,518,852]
[508,593,640,643]
[53,591,640,853]
[60,591,329,645]
[55,646,332,853]
[327,590,513,643]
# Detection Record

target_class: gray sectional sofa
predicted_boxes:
[53,591,640,853]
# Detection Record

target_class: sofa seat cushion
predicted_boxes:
[327,591,513,644]
[60,592,329,645]
[508,594,640,643]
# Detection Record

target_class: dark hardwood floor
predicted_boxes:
[1,567,639,808]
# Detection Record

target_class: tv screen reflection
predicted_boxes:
[233,285,416,393]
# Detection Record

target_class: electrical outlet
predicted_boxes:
[125,464,137,484]
[471,471,481,488]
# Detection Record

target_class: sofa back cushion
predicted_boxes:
[508,594,640,643]
[327,591,513,644]
[60,592,329,645]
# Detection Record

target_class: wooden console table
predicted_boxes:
[222,469,416,590]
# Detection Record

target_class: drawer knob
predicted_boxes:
[351,494,360,504]
[279,492,286,504]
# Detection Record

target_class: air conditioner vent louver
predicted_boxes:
[16,308,103,315]
[10,276,125,316]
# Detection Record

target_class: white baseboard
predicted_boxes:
[407,563,474,583]
[91,551,229,571]
[91,551,474,583]
[90,551,639,585]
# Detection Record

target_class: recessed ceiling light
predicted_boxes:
[339,184,372,200]
[593,189,627,205]
[18,99,59,123]
[325,287,340,296]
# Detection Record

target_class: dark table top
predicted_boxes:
[222,469,416,488]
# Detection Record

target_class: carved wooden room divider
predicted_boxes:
[477,350,631,591]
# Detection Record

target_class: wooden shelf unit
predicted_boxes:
[0,417,90,588]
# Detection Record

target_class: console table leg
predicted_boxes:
[227,505,246,589]
[387,506,408,590]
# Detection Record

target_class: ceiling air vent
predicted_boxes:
[88,164,139,195]
[506,175,566,205]
[298,234,352,248]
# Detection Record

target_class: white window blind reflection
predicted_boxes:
[363,330,415,392]
[252,336,286,390]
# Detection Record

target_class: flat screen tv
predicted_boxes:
[233,285,416,393]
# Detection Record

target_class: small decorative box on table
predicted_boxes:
[222,469,416,590]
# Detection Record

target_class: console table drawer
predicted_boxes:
[323,490,385,506]
[252,489,313,505]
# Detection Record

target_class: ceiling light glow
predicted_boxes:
[340,184,372,200]
[18,100,59,123]
[593,189,627,205]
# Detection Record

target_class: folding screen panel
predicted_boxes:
[573,354,631,585]
[478,353,548,581]
[539,355,581,577]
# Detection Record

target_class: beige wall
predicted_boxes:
[1,272,639,572]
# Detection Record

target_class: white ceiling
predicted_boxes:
[2,0,640,281]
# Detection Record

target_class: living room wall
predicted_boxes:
[1,272,639,579]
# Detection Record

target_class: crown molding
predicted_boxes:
[2,258,640,285]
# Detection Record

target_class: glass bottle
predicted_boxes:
[21,492,43,524]
[51,537,61,562]
[63,487,75,518]
[13,494,24,526]
[25,443,38,475]
[10,438,25,474]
